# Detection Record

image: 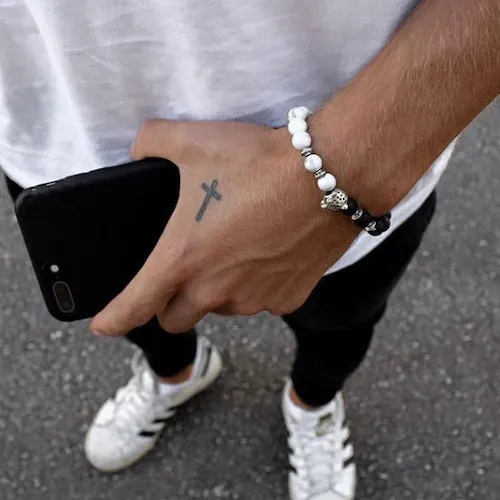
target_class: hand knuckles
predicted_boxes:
[157,313,184,334]
[233,302,265,316]
[190,287,227,312]
[156,313,170,332]
[133,120,158,154]
[268,307,289,316]
[140,119,163,136]
[120,306,151,330]
[269,302,301,317]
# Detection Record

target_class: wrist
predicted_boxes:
[307,111,400,217]
[280,107,393,237]
[270,125,361,239]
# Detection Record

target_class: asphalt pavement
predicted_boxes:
[0,102,499,500]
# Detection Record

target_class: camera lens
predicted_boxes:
[52,281,75,314]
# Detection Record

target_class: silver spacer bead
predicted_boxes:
[300,147,313,157]
[365,221,377,232]
[314,169,327,179]
[351,208,363,221]
[321,188,349,211]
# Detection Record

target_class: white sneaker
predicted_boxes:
[84,336,222,472]
[282,380,356,500]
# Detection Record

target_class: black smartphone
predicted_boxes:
[15,158,180,321]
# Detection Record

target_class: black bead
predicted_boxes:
[342,197,359,216]
[353,210,374,228]
[376,217,391,233]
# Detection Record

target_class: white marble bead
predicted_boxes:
[288,106,311,121]
[317,173,337,192]
[292,131,312,150]
[304,154,323,172]
[288,118,307,135]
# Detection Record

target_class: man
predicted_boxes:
[1,1,498,498]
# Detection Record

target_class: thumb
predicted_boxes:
[90,222,183,336]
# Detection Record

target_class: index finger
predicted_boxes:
[131,119,188,164]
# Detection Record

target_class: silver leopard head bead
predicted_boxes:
[321,188,348,211]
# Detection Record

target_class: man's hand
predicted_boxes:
[91,119,358,335]
[92,0,500,337]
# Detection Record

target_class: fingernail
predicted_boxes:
[92,330,105,337]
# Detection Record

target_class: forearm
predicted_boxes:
[310,0,500,215]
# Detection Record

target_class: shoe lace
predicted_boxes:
[293,413,338,496]
[112,352,157,433]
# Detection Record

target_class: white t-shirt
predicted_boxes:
[0,0,455,273]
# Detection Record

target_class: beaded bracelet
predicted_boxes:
[287,106,392,237]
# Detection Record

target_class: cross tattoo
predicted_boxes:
[196,179,222,221]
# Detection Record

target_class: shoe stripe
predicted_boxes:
[342,435,350,448]
[287,442,299,475]
[343,455,355,468]
[138,430,158,438]
[200,345,212,377]
[153,417,171,424]
[288,447,298,474]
